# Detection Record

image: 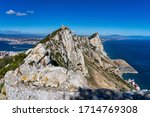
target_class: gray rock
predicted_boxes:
[144,92,150,99]
[112,92,124,100]
[136,90,145,96]
[123,93,133,100]
[133,94,145,100]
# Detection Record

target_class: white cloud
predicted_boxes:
[16,12,27,16]
[27,10,34,14]
[6,10,16,15]
[6,10,34,16]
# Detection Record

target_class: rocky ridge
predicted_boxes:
[1,26,144,100]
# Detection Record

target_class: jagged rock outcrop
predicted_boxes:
[4,26,137,100]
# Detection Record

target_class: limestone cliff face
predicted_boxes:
[4,26,135,100]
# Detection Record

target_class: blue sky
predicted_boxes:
[0,0,150,35]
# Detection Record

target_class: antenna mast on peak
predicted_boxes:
[61,24,66,29]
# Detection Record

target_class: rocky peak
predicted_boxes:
[3,26,137,100]
[89,32,99,39]
[61,24,69,30]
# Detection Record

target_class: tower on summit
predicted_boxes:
[61,24,66,29]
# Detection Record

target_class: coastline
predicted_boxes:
[102,39,141,90]
[102,39,150,90]
[102,39,138,75]
[0,40,35,53]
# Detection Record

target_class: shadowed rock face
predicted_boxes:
[72,88,150,100]
[3,26,137,100]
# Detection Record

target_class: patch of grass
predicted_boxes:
[0,83,4,92]
[0,53,26,79]
[108,72,135,90]
[39,34,50,44]
[84,54,134,91]
[39,27,69,44]
[50,28,62,38]
[39,28,62,44]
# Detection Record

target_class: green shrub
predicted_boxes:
[39,27,67,44]
[0,53,26,79]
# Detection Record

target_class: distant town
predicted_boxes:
[0,38,40,45]
[0,37,41,58]
[0,51,19,59]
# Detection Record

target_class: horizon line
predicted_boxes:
[1,28,150,37]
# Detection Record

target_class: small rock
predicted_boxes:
[123,93,133,99]
[144,93,150,99]
[133,94,145,100]
[0,93,6,100]
[1,85,6,95]
[112,92,123,100]
[136,90,144,96]
[92,95,99,100]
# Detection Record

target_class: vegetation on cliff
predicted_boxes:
[0,53,26,80]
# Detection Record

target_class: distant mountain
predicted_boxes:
[101,34,150,40]
[0,30,21,34]
[1,30,150,40]
[0,32,46,39]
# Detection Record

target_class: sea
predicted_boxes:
[0,41,34,52]
[103,39,150,89]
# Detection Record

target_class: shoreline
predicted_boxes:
[102,39,150,90]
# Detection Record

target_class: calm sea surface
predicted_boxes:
[103,39,150,89]
[0,41,34,52]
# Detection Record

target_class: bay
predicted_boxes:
[0,41,34,52]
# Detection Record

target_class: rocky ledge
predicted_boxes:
[0,26,146,100]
